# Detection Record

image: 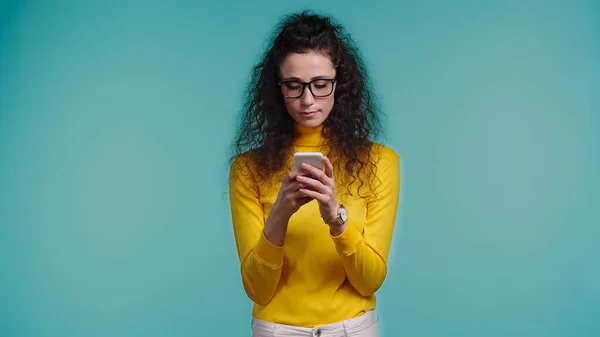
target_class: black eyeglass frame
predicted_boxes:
[277,78,337,98]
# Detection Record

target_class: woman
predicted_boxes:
[229,10,400,337]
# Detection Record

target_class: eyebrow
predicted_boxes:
[281,75,336,81]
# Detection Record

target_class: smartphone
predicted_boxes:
[294,152,323,178]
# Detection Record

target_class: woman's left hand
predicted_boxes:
[296,156,340,225]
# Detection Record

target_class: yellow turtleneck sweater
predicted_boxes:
[228,124,400,327]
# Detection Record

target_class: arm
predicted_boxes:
[229,157,284,306]
[331,147,400,296]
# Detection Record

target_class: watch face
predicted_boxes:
[340,207,348,221]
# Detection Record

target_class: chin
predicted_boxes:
[296,119,325,128]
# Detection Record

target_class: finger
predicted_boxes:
[296,191,314,201]
[297,196,313,207]
[284,169,308,184]
[288,179,313,194]
[287,180,318,196]
[301,163,330,185]
[286,181,300,191]
[299,188,328,203]
[296,175,328,193]
[323,156,334,180]
[285,170,299,182]
[291,190,314,202]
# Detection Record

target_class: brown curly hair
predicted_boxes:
[230,10,385,197]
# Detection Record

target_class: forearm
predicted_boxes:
[332,226,387,297]
[240,209,291,305]
[263,209,291,247]
[240,232,284,306]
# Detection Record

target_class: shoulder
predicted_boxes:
[230,150,252,170]
[229,150,259,182]
[230,147,262,170]
[370,142,400,168]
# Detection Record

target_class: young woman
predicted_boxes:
[228,11,400,337]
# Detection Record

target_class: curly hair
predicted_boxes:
[230,10,384,197]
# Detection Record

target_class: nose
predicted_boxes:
[300,85,315,105]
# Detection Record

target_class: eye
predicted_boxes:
[312,80,330,89]
[283,82,302,90]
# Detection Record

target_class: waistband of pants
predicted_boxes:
[251,310,379,337]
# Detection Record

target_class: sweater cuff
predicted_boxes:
[331,226,362,256]
[254,231,284,269]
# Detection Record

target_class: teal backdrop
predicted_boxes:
[1,1,598,336]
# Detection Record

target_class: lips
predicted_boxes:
[299,111,318,117]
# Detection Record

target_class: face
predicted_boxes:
[279,51,336,128]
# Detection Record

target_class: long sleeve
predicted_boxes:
[229,156,284,306]
[331,146,400,297]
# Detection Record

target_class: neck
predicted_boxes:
[293,123,326,147]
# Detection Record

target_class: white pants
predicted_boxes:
[251,310,380,337]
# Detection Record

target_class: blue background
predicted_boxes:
[1,0,598,336]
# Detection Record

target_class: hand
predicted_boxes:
[295,156,340,225]
[264,168,314,247]
[271,169,314,220]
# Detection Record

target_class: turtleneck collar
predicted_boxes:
[293,123,327,147]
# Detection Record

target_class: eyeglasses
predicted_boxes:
[278,78,336,98]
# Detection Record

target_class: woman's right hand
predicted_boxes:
[263,169,312,247]
[272,169,314,218]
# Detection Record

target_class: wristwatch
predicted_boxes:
[323,204,348,226]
